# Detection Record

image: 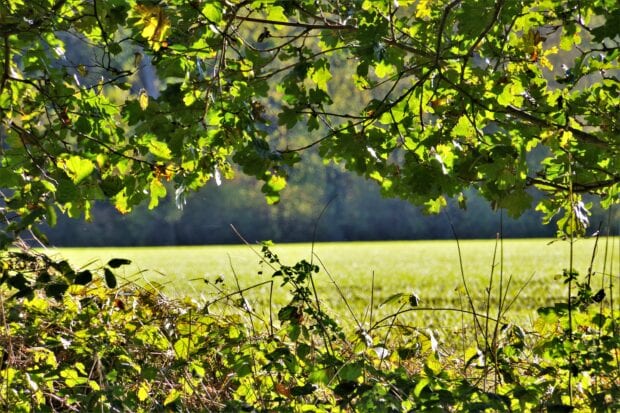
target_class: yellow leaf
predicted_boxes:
[137,382,150,401]
[134,4,170,51]
[164,389,181,406]
[149,178,167,210]
[539,56,553,71]
[560,130,573,148]
[138,89,149,111]
[114,190,130,214]
[415,0,432,19]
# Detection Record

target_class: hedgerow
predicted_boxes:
[0,244,618,412]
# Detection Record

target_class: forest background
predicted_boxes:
[45,161,614,246]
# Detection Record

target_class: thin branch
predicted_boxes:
[527,176,619,193]
[92,0,110,46]
[504,105,609,148]
[460,0,505,82]
[0,36,9,95]
[234,15,356,31]
[435,0,462,65]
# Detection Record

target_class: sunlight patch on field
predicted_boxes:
[49,237,616,330]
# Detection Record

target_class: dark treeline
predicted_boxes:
[43,158,614,247]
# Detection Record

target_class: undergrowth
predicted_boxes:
[0,235,618,412]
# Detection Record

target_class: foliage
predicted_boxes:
[0,1,618,411]
[1,243,618,412]
[0,0,618,251]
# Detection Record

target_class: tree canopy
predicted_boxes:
[1,0,618,248]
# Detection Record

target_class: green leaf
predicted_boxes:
[0,167,20,187]
[310,61,332,91]
[147,139,172,160]
[308,368,330,384]
[148,178,167,209]
[174,337,192,360]
[424,196,447,214]
[464,347,483,368]
[380,292,406,307]
[261,173,287,205]
[339,362,363,381]
[202,3,222,22]
[44,282,69,299]
[414,377,430,397]
[266,174,286,192]
[267,6,287,24]
[58,156,95,184]
[451,116,475,138]
[375,61,395,78]
[45,204,57,227]
[290,383,317,396]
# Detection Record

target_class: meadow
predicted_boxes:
[49,237,616,332]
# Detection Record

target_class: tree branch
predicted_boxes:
[0,36,9,95]
[234,15,356,31]
[435,0,462,65]
[527,176,619,193]
[505,105,609,148]
[437,71,610,148]
[460,0,505,82]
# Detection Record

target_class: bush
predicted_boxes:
[0,245,618,412]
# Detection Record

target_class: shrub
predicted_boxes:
[0,244,618,412]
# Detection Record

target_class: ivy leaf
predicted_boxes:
[104,268,118,288]
[74,270,93,285]
[107,258,132,268]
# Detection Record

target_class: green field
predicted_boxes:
[49,238,617,331]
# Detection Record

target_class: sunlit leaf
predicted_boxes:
[163,389,181,406]
[149,178,167,209]
[137,382,150,401]
[57,156,95,184]
[138,89,149,111]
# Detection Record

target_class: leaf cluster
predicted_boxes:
[1,0,618,251]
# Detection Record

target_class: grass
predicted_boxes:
[46,237,615,333]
